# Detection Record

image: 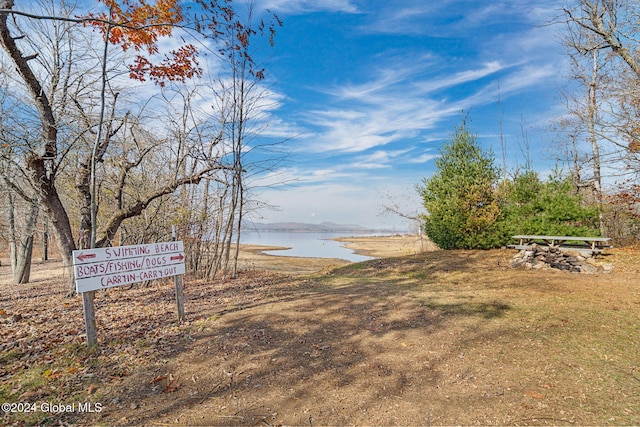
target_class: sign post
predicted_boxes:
[72,241,186,347]
[82,291,97,347]
[172,226,185,322]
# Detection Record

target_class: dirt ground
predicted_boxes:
[1,236,639,426]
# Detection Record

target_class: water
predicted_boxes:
[240,231,374,262]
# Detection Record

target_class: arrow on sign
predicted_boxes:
[170,254,184,262]
[76,253,96,262]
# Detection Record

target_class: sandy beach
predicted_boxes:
[235,234,437,274]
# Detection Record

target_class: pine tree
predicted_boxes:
[418,123,502,249]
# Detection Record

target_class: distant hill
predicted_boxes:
[243,221,380,233]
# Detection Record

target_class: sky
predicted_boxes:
[237,0,573,231]
[12,0,574,231]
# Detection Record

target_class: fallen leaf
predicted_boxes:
[151,375,167,383]
[43,368,62,378]
[88,383,98,395]
[525,391,545,399]
[162,380,180,393]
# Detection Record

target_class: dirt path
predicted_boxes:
[1,240,639,426]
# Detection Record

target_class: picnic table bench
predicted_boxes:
[509,235,611,254]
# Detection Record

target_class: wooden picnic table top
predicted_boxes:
[512,235,611,242]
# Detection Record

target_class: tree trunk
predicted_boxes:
[42,218,49,262]
[8,195,39,284]
[8,191,17,273]
[13,231,35,284]
[26,154,77,288]
[587,50,604,235]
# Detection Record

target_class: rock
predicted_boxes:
[581,263,598,273]
[564,249,582,257]
[512,259,526,268]
[510,244,613,274]
[585,258,599,266]
[551,263,571,271]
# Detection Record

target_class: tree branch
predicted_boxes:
[0,2,56,159]
[95,165,240,247]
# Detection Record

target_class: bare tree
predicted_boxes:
[564,0,640,78]
[0,0,77,277]
[563,0,640,172]
[0,0,275,290]
[0,48,45,283]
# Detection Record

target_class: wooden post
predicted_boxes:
[172,226,185,322]
[42,219,48,262]
[174,274,185,322]
[82,290,97,347]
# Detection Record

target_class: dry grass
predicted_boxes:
[1,244,639,426]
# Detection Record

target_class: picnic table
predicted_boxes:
[510,235,611,253]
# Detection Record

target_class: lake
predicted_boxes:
[240,231,375,262]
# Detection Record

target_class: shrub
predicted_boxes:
[418,122,601,250]
[500,170,600,237]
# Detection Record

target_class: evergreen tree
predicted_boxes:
[418,122,601,250]
[418,123,502,249]
[501,170,600,237]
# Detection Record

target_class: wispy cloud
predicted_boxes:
[414,61,506,94]
[252,165,369,189]
[361,0,563,36]
[464,63,558,107]
[351,148,414,169]
[254,0,360,14]
[407,152,439,164]
[293,58,517,154]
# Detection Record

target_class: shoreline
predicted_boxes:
[236,234,438,274]
[0,235,439,284]
[334,234,439,258]
[236,243,351,275]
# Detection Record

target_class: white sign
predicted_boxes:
[73,242,186,293]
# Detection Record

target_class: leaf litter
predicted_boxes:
[0,247,639,426]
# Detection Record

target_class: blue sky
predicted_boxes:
[10,0,573,231]
[220,0,571,231]
[242,0,572,230]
